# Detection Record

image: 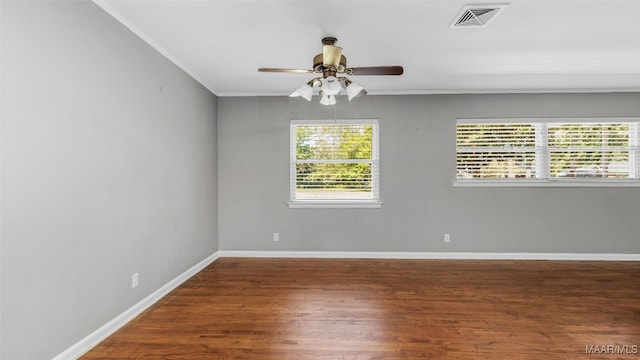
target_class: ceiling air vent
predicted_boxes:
[451,4,508,28]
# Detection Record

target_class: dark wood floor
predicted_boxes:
[81,258,640,359]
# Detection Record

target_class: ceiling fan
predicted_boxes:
[258,37,404,105]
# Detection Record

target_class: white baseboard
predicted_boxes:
[52,251,219,360]
[219,250,640,261]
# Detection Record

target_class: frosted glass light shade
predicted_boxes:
[346,81,367,101]
[319,94,336,105]
[320,76,342,96]
[294,83,314,101]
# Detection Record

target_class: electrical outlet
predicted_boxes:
[273,232,279,242]
[132,273,139,289]
[444,234,451,243]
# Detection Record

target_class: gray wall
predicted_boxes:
[218,93,640,254]
[1,1,218,359]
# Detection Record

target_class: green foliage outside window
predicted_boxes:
[296,125,373,196]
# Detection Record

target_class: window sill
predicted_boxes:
[453,179,640,187]
[288,200,383,209]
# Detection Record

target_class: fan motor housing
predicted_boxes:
[313,54,347,73]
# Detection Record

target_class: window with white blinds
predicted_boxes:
[290,120,380,206]
[456,118,640,184]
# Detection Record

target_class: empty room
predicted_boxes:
[2,0,640,359]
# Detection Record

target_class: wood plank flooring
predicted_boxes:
[81,258,640,359]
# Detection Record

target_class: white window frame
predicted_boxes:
[454,117,640,187]
[288,119,382,208]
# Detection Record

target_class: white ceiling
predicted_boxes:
[94,0,640,96]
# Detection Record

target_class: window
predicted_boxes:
[289,120,380,208]
[456,118,640,186]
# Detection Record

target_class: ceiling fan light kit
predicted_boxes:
[260,37,403,105]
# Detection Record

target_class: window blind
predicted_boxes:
[291,120,379,201]
[457,123,537,179]
[456,119,640,181]
[547,123,632,178]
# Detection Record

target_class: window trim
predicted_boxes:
[454,117,640,187]
[288,119,382,208]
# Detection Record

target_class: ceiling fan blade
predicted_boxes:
[258,68,315,74]
[322,45,343,67]
[348,66,404,76]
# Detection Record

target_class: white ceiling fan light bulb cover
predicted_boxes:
[320,76,342,96]
[320,94,336,106]
[289,90,301,97]
[296,83,314,101]
[346,81,367,101]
